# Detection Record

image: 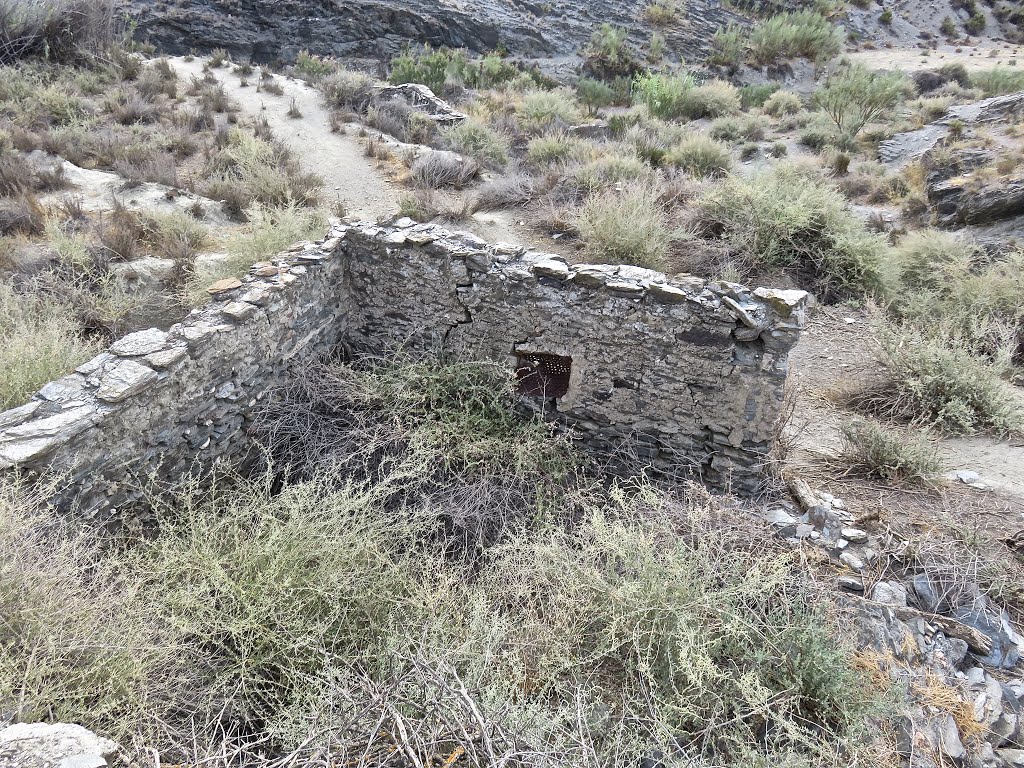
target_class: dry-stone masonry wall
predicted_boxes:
[0,219,808,521]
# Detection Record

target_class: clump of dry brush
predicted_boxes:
[1,357,890,768]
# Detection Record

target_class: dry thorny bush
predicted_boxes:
[2,356,892,768]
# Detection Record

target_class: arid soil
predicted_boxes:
[787,306,1024,515]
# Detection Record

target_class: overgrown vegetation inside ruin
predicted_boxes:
[1,357,893,767]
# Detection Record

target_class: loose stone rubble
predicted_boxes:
[0,723,119,768]
[0,219,808,520]
[762,484,1024,768]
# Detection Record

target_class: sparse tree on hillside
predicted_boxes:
[815,63,911,137]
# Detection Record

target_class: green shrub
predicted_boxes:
[577,183,671,268]
[642,0,680,25]
[201,128,322,219]
[678,79,742,119]
[697,162,888,294]
[632,71,696,119]
[878,8,893,24]
[815,64,912,136]
[582,23,644,80]
[739,82,779,109]
[567,152,654,194]
[621,124,670,165]
[852,323,1022,435]
[970,67,1024,96]
[516,89,583,133]
[886,235,1024,368]
[798,114,841,151]
[710,114,766,142]
[940,16,958,37]
[443,119,509,168]
[635,75,739,120]
[769,140,788,157]
[525,132,590,166]
[0,281,101,410]
[0,480,182,741]
[190,202,327,294]
[709,22,747,68]
[0,0,116,64]
[388,45,459,94]
[664,134,733,177]
[320,69,375,111]
[294,50,334,80]
[839,418,943,484]
[964,12,985,34]
[763,89,803,116]
[885,229,975,294]
[750,10,843,65]
[576,76,615,115]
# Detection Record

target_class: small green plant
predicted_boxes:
[190,202,327,295]
[642,0,680,25]
[762,89,803,116]
[964,12,986,34]
[443,120,509,168]
[852,323,1022,435]
[709,22,746,68]
[664,133,733,177]
[294,50,334,79]
[647,31,667,62]
[577,183,671,268]
[321,69,375,111]
[208,48,228,67]
[940,16,959,37]
[878,8,893,24]
[576,77,615,115]
[678,79,742,119]
[750,10,843,65]
[739,82,779,109]
[583,23,643,80]
[0,282,101,410]
[839,418,943,484]
[526,133,589,166]
[769,141,788,157]
[516,89,583,132]
[970,66,1024,96]
[632,71,695,119]
[830,150,851,175]
[567,153,654,193]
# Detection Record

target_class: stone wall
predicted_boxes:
[0,219,808,520]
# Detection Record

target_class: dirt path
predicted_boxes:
[786,307,1024,506]
[170,57,402,222]
[166,58,546,253]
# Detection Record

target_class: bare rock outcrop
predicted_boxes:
[929,176,1024,228]
[119,0,746,65]
[879,91,1024,168]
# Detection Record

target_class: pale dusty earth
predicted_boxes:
[850,42,1023,73]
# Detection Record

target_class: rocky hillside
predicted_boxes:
[120,0,746,64]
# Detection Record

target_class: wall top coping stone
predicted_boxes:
[0,218,809,471]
